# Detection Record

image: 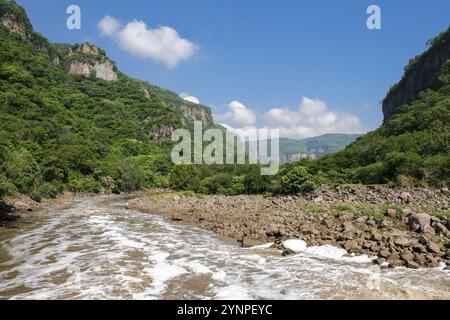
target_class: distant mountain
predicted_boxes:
[278,134,362,163]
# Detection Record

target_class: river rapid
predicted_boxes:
[0,196,449,300]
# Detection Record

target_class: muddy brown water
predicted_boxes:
[0,196,449,300]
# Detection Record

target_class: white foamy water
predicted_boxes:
[0,196,449,300]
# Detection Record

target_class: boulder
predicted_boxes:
[343,240,359,251]
[370,230,383,242]
[406,260,420,269]
[399,192,412,203]
[400,250,414,262]
[427,242,441,255]
[409,213,431,233]
[394,236,411,247]
[434,222,450,236]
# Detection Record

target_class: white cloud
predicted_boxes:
[215,100,256,127]
[98,15,198,68]
[262,97,364,139]
[180,93,200,104]
[216,97,365,140]
[98,15,121,37]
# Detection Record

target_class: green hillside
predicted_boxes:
[310,26,450,186]
[0,0,213,200]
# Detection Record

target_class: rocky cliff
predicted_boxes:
[382,26,450,119]
[65,43,118,81]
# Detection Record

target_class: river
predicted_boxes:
[0,196,449,300]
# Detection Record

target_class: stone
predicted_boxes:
[343,240,359,251]
[380,219,393,229]
[418,236,429,245]
[370,230,383,242]
[406,260,420,269]
[434,222,450,236]
[426,258,440,268]
[387,252,404,267]
[412,244,427,253]
[173,195,181,201]
[394,236,411,247]
[399,192,412,203]
[427,242,441,254]
[241,238,266,248]
[342,221,355,233]
[400,250,414,262]
[385,208,397,218]
[409,213,431,233]
[282,248,296,256]
[356,216,368,224]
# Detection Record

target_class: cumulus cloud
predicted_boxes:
[180,93,200,104]
[262,97,364,139]
[216,97,365,140]
[98,15,198,68]
[214,100,256,127]
[98,15,121,37]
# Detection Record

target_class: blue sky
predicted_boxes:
[16,0,450,139]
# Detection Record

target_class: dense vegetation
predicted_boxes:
[171,26,450,194]
[1,0,448,202]
[0,0,212,200]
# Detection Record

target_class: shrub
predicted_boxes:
[280,166,324,193]
[169,165,200,191]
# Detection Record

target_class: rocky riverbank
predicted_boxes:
[127,186,450,269]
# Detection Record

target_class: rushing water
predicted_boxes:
[0,196,449,300]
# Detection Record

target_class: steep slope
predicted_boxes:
[0,0,213,200]
[383,27,450,119]
[313,26,450,186]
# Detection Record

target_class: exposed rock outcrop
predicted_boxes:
[382,26,450,119]
[68,43,100,56]
[180,104,214,128]
[66,43,118,81]
[68,60,118,81]
[0,13,28,39]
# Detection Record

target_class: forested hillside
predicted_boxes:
[0,0,212,200]
[309,26,450,187]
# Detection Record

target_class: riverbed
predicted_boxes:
[0,196,449,299]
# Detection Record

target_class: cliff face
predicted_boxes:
[180,104,214,127]
[382,26,450,119]
[66,44,118,81]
